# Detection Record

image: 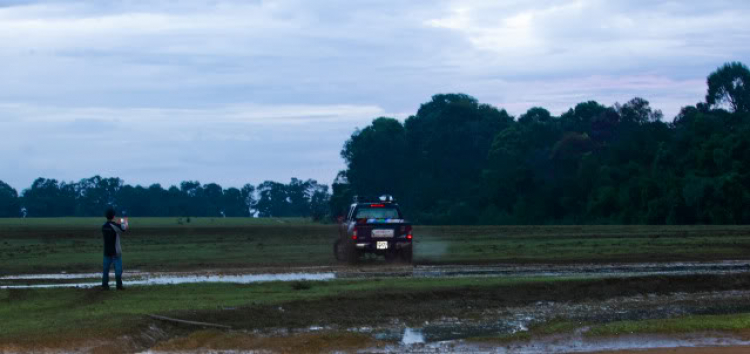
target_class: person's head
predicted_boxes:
[105,207,116,220]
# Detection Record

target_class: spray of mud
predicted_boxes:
[415,235,450,259]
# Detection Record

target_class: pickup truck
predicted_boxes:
[335,199,413,263]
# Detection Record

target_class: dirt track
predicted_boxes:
[592,347,750,354]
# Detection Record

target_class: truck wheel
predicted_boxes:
[399,246,413,264]
[335,239,358,264]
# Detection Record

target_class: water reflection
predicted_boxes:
[0,272,335,289]
[401,328,425,344]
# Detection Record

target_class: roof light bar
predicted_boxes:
[379,195,394,203]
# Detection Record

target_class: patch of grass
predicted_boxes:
[587,313,750,336]
[291,281,313,290]
[529,319,585,335]
[467,319,585,343]
[416,224,750,264]
[469,314,750,345]
[154,329,381,353]
[0,218,335,274]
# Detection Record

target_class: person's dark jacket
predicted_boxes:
[102,222,125,257]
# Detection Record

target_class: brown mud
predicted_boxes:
[592,348,750,354]
[5,273,750,353]
[150,330,384,354]
[176,273,750,331]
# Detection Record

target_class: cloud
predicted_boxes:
[0,0,748,191]
[425,0,750,76]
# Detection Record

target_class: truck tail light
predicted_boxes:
[405,225,412,240]
[352,228,358,240]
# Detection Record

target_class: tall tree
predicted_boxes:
[404,93,513,222]
[706,61,750,113]
[222,187,250,217]
[0,180,20,217]
[341,117,408,200]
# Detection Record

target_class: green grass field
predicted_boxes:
[2,218,750,274]
[1,218,750,274]
[0,217,329,274]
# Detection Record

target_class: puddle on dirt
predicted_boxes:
[4,260,750,290]
[4,260,750,289]
[0,273,111,280]
[140,351,268,354]
[401,328,425,344]
[367,332,750,353]
[337,260,750,280]
[0,272,335,289]
[358,288,750,352]
[10,287,750,353]
[372,316,533,344]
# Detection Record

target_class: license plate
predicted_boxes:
[372,229,394,238]
[376,241,388,250]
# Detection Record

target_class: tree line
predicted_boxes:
[332,62,750,225]
[2,62,748,224]
[0,176,330,219]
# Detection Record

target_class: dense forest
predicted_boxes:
[0,177,329,219]
[2,62,748,224]
[332,62,750,225]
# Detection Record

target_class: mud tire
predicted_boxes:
[335,239,358,264]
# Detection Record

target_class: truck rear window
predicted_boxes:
[356,207,401,219]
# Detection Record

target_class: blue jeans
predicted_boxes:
[102,254,123,287]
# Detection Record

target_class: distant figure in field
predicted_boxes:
[102,207,127,290]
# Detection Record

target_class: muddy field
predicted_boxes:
[2,219,750,353]
[5,271,750,353]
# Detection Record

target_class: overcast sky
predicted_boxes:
[1,0,749,191]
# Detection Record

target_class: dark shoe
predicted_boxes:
[116,284,125,290]
[101,285,110,291]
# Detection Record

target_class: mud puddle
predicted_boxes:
[367,331,750,353]
[338,260,750,280]
[0,272,335,289]
[135,288,748,353]
[3,260,749,289]
[355,289,750,352]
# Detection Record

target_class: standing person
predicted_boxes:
[102,207,127,290]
